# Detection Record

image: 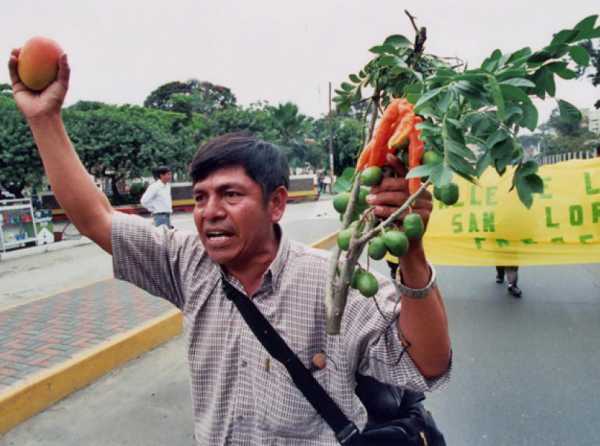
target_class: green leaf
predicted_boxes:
[446,138,476,160]
[545,62,577,80]
[414,87,444,111]
[569,45,590,66]
[499,78,536,88]
[490,138,514,162]
[520,99,539,131]
[383,34,412,48]
[574,15,598,34]
[551,29,580,45]
[542,69,556,97]
[499,85,529,102]
[516,178,533,209]
[340,82,353,91]
[437,90,453,113]
[369,45,388,54]
[557,99,582,124]
[475,151,493,176]
[496,67,529,82]
[404,82,423,105]
[486,129,509,149]
[527,50,553,64]
[406,164,433,179]
[525,174,544,194]
[430,163,453,187]
[481,49,502,72]
[333,167,356,193]
[507,47,533,65]
[349,74,361,83]
[378,55,404,68]
[452,80,486,101]
[447,152,477,180]
[486,77,506,121]
[518,160,539,176]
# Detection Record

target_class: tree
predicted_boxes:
[0,83,13,98]
[0,95,44,197]
[581,40,600,108]
[63,103,183,203]
[312,115,364,174]
[144,80,237,115]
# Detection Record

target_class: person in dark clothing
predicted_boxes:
[496,266,522,298]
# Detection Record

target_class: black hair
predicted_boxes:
[153,165,171,179]
[189,132,289,201]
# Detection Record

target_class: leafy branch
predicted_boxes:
[325,13,599,334]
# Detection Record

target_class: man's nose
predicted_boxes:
[202,196,226,220]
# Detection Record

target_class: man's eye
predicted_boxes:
[225,191,241,199]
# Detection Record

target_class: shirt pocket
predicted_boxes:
[258,360,330,439]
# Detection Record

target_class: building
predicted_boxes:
[582,108,600,134]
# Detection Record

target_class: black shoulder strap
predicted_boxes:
[221,279,360,445]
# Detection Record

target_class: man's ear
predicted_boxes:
[269,186,288,223]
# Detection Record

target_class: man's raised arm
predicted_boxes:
[8,50,114,253]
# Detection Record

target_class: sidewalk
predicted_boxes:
[0,222,338,435]
[0,278,181,434]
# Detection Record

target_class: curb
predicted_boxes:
[0,231,338,434]
[0,238,93,262]
[0,309,182,434]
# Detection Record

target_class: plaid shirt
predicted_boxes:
[111,212,449,445]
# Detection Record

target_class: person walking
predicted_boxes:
[140,166,173,228]
[496,266,522,297]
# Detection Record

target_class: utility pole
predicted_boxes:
[328,82,335,191]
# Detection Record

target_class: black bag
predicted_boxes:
[355,373,446,445]
[222,279,446,445]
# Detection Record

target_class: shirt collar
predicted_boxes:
[217,223,289,295]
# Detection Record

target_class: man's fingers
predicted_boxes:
[8,49,21,86]
[57,53,70,88]
[386,153,407,176]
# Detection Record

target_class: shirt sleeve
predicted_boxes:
[140,183,156,212]
[341,274,451,393]
[111,211,187,309]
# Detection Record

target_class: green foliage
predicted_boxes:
[144,80,237,115]
[334,15,600,208]
[0,96,44,196]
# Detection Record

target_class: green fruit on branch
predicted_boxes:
[358,186,370,207]
[356,271,379,297]
[403,213,424,239]
[434,183,459,206]
[367,236,387,260]
[423,151,443,165]
[337,228,353,250]
[350,268,363,289]
[361,166,383,187]
[333,193,350,214]
[383,230,409,257]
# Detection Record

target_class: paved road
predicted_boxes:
[2,198,600,445]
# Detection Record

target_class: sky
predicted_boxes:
[2,1,599,126]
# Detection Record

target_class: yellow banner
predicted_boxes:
[423,157,600,266]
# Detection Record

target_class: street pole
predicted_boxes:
[328,82,335,192]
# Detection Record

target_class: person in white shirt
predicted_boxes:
[140,166,173,228]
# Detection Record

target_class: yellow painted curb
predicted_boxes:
[0,231,338,434]
[311,231,338,250]
[0,309,182,434]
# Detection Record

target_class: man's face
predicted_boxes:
[159,171,173,183]
[192,165,286,268]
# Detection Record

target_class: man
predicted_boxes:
[8,50,451,445]
[140,165,173,228]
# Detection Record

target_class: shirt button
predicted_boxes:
[241,360,248,368]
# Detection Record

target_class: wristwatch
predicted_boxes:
[395,261,437,299]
